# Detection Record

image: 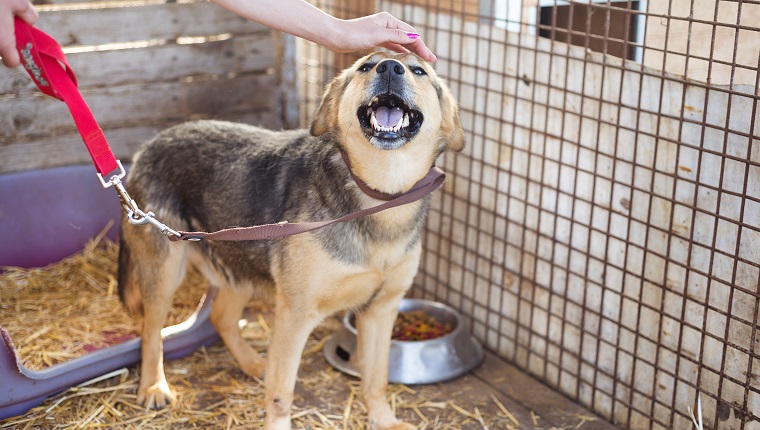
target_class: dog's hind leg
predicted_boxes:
[133,239,188,409]
[210,286,266,378]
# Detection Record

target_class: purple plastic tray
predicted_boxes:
[0,164,219,420]
[0,164,121,268]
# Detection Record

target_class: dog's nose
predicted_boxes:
[376,60,405,76]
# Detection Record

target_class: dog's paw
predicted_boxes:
[137,378,175,410]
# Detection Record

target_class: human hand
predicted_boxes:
[0,0,39,67]
[332,12,437,62]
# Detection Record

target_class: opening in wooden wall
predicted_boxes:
[537,1,641,61]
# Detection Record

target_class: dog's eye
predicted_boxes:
[411,67,427,76]
[358,63,375,73]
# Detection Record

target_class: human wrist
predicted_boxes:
[315,15,345,52]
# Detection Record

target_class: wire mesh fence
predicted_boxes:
[298,1,759,429]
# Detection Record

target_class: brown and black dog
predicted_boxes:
[118,51,464,429]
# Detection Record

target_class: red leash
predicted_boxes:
[14,19,446,242]
[15,19,183,237]
[14,17,118,178]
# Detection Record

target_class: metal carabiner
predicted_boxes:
[96,160,127,190]
[125,208,181,238]
[96,160,181,239]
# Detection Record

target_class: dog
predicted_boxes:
[118,51,464,429]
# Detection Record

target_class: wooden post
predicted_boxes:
[275,32,301,130]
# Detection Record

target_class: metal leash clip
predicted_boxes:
[96,160,182,239]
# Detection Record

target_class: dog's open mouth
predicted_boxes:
[357,94,423,149]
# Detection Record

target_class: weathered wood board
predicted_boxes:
[29,1,266,47]
[0,0,291,174]
[0,34,276,96]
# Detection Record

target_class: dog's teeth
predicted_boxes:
[393,115,404,132]
[370,113,392,132]
[368,108,407,133]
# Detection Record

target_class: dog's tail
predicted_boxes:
[117,237,144,315]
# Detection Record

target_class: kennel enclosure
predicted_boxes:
[299,1,760,429]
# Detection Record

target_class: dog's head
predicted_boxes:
[311,52,464,154]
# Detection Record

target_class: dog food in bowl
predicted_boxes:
[391,310,454,341]
[324,298,483,384]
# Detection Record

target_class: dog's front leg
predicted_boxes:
[355,291,413,430]
[355,253,420,429]
[264,293,321,430]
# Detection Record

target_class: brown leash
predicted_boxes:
[169,164,446,242]
[340,151,407,201]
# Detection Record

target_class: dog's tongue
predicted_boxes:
[375,106,404,128]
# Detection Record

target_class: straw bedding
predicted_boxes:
[0,236,520,429]
[0,230,205,370]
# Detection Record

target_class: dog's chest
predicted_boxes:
[311,237,421,315]
[364,239,414,270]
[316,216,421,269]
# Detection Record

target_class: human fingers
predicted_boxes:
[0,13,20,67]
[0,0,39,68]
[372,13,437,62]
[382,28,437,62]
[15,0,39,24]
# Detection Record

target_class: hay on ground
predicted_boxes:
[0,236,582,429]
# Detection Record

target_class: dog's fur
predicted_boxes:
[118,52,464,429]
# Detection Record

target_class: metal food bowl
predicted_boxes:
[324,299,483,384]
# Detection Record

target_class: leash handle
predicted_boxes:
[14,19,181,239]
[14,18,119,178]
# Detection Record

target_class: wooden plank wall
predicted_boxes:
[369,3,760,429]
[0,0,292,174]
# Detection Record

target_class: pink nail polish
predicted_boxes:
[407,33,420,40]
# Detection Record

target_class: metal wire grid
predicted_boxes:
[297,1,759,429]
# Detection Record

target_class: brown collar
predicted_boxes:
[339,150,406,201]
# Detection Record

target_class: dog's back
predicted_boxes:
[126,120,312,231]
[119,121,304,308]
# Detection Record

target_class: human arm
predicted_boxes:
[210,0,436,62]
[0,0,39,67]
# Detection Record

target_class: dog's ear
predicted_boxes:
[439,81,465,152]
[310,72,347,137]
